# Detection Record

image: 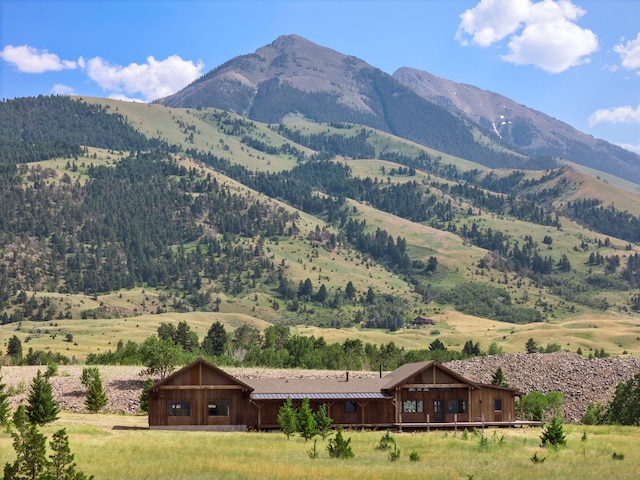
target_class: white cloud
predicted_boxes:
[86,55,204,102]
[614,33,640,71]
[50,84,75,95]
[0,45,79,73]
[456,0,598,73]
[456,0,529,47]
[589,103,640,126]
[618,142,640,155]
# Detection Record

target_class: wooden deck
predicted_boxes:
[250,420,544,432]
[395,420,544,431]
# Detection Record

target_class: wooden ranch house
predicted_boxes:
[146,358,525,431]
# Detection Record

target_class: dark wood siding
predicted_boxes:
[247,398,395,429]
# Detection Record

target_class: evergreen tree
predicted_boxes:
[0,367,10,427]
[6,335,22,363]
[327,427,354,459]
[525,338,538,354]
[429,338,446,351]
[139,378,153,414]
[202,322,227,356]
[174,321,199,352]
[297,397,318,441]
[277,397,298,440]
[606,372,640,425]
[26,370,59,426]
[491,367,508,387]
[540,415,566,448]
[48,428,93,480]
[4,405,49,480]
[81,367,107,414]
[3,408,93,480]
[314,403,333,440]
[345,281,356,300]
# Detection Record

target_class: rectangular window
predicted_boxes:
[494,399,502,412]
[402,400,424,413]
[446,400,467,414]
[345,401,357,413]
[208,401,230,416]
[169,401,191,417]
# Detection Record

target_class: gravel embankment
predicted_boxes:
[2,352,639,423]
[446,352,640,423]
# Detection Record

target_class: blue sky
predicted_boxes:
[1,0,639,153]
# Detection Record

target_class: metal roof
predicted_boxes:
[251,392,391,400]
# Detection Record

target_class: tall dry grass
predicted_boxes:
[0,414,638,479]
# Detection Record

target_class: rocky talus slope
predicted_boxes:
[446,352,640,422]
[2,353,639,423]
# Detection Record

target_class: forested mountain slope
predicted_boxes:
[2,95,640,364]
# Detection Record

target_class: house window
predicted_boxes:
[494,399,502,411]
[447,400,467,414]
[345,401,357,413]
[169,401,191,416]
[402,400,424,413]
[208,401,230,416]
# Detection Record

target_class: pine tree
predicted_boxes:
[540,415,566,448]
[0,367,10,427]
[202,322,227,356]
[277,397,298,440]
[297,397,318,441]
[491,367,508,387]
[4,405,49,479]
[525,338,538,354]
[327,427,354,458]
[314,403,333,440]
[26,370,59,426]
[48,428,94,480]
[81,367,107,414]
[139,378,153,414]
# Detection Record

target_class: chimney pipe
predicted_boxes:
[346,371,349,382]
[379,364,382,378]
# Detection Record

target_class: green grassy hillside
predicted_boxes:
[2,96,640,364]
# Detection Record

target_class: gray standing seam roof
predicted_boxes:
[251,392,392,400]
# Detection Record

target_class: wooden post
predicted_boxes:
[427,413,430,432]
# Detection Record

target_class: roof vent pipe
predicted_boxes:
[346,371,349,382]
[379,364,382,378]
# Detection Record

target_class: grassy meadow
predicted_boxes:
[0,413,638,479]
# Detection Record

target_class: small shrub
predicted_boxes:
[540,416,566,448]
[461,428,469,440]
[327,427,354,459]
[409,451,421,462]
[375,430,396,450]
[45,363,58,378]
[389,444,401,462]
[307,439,319,459]
[478,432,489,448]
[581,402,604,425]
[530,452,546,464]
[612,452,624,460]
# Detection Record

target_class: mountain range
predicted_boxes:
[3,34,640,363]
[157,34,640,183]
